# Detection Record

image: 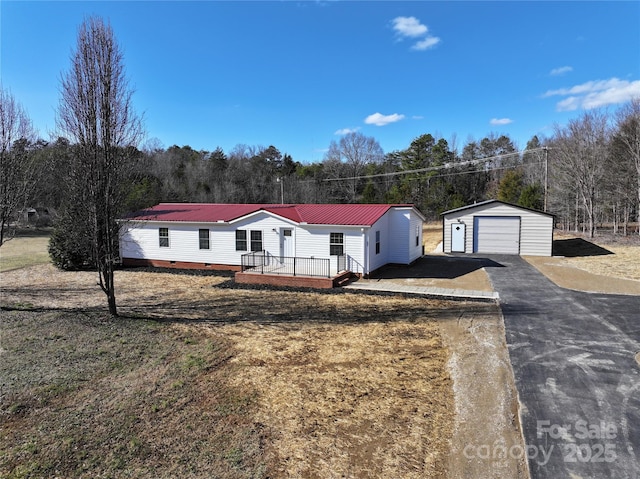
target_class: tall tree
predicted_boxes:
[0,87,37,244]
[550,110,610,238]
[612,98,640,235]
[324,132,383,203]
[57,17,143,316]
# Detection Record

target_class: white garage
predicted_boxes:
[442,200,554,256]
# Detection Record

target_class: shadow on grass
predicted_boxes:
[553,238,613,257]
[369,255,504,280]
[1,285,498,328]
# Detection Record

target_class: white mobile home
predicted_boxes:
[441,200,554,256]
[120,203,425,276]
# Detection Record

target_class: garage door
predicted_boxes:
[473,216,520,254]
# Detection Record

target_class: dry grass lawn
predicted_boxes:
[526,231,640,295]
[423,222,443,253]
[0,236,50,272]
[1,263,490,478]
[2,227,635,477]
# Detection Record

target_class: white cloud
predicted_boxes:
[412,36,441,51]
[550,66,573,76]
[490,118,514,126]
[392,16,440,51]
[334,127,359,135]
[364,112,406,126]
[543,78,640,111]
[392,16,427,38]
[412,115,424,120]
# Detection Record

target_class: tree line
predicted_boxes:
[1,16,638,315]
[4,107,638,235]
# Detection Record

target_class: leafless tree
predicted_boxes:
[57,17,143,316]
[324,132,383,203]
[0,87,37,245]
[612,98,640,235]
[550,110,610,238]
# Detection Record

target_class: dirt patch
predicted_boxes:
[525,232,640,295]
[368,256,495,293]
[439,313,528,479]
[203,318,454,478]
[525,256,640,295]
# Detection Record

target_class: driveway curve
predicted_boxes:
[483,254,640,478]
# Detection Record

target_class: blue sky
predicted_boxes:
[2,1,639,162]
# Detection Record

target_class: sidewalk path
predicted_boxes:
[344,280,498,301]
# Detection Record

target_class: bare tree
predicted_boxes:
[324,132,384,203]
[57,17,143,316]
[0,87,37,244]
[612,98,640,235]
[550,110,610,238]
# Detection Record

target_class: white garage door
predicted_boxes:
[474,217,520,254]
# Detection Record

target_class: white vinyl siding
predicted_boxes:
[119,206,426,274]
[295,226,365,275]
[409,210,424,262]
[442,202,553,256]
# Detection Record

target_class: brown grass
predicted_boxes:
[423,222,442,253]
[525,231,640,295]
[1,310,265,479]
[1,264,466,478]
[0,236,50,272]
[189,313,454,478]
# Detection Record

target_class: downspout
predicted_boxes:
[362,227,368,277]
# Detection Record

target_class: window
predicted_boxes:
[330,232,344,256]
[159,228,169,248]
[416,225,420,247]
[236,230,247,251]
[199,229,210,250]
[250,230,263,252]
[375,230,381,255]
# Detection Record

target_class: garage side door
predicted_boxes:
[473,216,520,254]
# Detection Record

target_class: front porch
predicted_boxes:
[235,251,352,289]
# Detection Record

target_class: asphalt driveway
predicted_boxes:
[482,255,640,479]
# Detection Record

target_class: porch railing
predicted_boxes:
[241,251,345,278]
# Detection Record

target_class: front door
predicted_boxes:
[280,228,293,258]
[451,223,466,252]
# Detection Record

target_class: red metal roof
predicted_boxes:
[125,203,418,226]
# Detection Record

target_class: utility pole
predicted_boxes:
[277,177,284,204]
[543,147,548,212]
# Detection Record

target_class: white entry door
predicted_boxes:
[451,223,466,252]
[280,229,293,258]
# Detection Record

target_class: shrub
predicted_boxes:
[48,212,94,270]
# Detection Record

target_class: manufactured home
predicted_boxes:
[442,200,554,256]
[120,203,425,284]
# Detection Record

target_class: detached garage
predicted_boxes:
[442,200,554,256]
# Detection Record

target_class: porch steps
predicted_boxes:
[333,271,356,287]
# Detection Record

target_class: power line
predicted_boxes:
[321,147,547,183]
